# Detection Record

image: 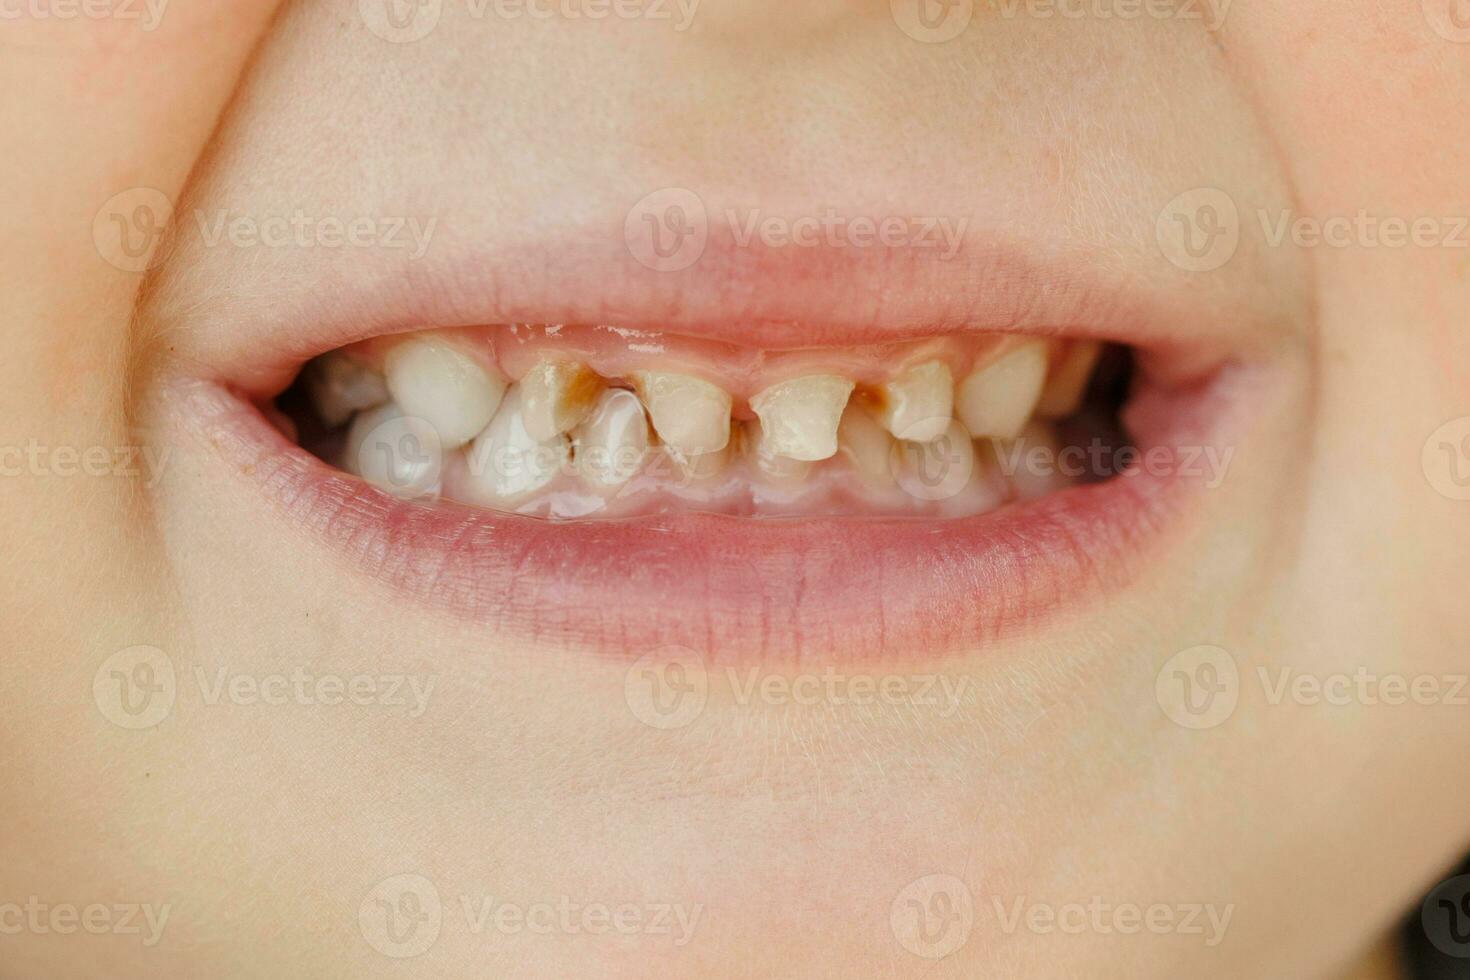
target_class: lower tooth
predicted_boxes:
[662,443,730,483]
[874,360,953,443]
[744,420,813,485]
[991,420,1069,500]
[836,402,895,489]
[342,402,444,500]
[519,358,602,442]
[1037,340,1102,419]
[892,418,976,503]
[308,353,389,428]
[570,388,650,490]
[457,386,570,504]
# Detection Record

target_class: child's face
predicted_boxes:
[3,1,1468,976]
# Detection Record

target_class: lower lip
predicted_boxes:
[170,369,1243,664]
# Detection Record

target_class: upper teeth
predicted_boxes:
[518,358,602,442]
[748,374,855,462]
[874,360,953,443]
[384,337,507,449]
[309,352,389,428]
[630,370,733,456]
[955,340,1048,440]
[1037,340,1102,419]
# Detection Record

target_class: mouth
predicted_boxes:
[158,237,1260,663]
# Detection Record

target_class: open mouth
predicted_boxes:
[278,325,1125,520]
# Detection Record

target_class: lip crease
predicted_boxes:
[164,354,1248,663]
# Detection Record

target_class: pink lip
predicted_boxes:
[166,361,1246,663]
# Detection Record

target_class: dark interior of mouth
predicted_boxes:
[271,325,1135,521]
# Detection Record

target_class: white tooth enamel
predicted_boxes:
[836,402,895,488]
[662,444,730,483]
[748,374,854,462]
[892,418,976,502]
[570,388,649,490]
[744,420,813,484]
[955,340,1048,440]
[992,420,1069,501]
[384,337,507,449]
[342,402,443,500]
[630,371,732,455]
[1037,340,1102,418]
[875,360,953,443]
[519,359,602,442]
[308,353,389,427]
[459,386,570,504]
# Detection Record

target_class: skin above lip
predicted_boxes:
[141,219,1272,663]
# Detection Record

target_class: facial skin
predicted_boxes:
[2,1,1468,977]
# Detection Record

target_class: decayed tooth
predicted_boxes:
[955,340,1048,440]
[743,420,813,484]
[384,336,507,449]
[519,358,602,442]
[308,352,389,427]
[874,360,953,443]
[459,386,570,504]
[570,388,650,490]
[630,371,732,456]
[748,374,854,462]
[1037,340,1102,419]
[342,402,443,500]
[836,402,895,488]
